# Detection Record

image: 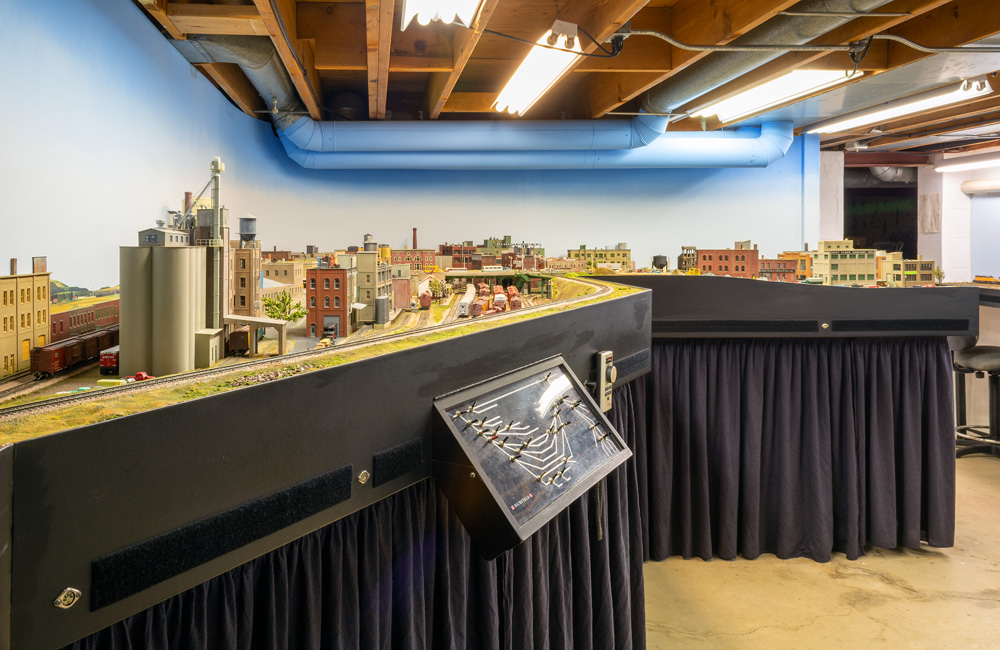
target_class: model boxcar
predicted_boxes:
[419,291,433,309]
[229,326,251,355]
[30,326,121,379]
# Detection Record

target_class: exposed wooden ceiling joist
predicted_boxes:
[137,0,185,40]
[582,0,801,118]
[426,0,502,119]
[844,152,931,166]
[194,62,266,117]
[364,0,394,118]
[862,112,1000,150]
[665,0,953,131]
[820,83,1000,148]
[250,0,322,119]
[166,3,269,36]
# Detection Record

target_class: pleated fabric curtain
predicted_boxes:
[634,337,956,563]
[65,386,646,650]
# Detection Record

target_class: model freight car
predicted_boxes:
[30,326,120,379]
[100,345,120,375]
[457,284,477,318]
[229,326,251,355]
[470,297,489,318]
[419,291,433,309]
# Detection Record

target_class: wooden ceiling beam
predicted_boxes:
[426,0,502,119]
[820,87,1000,148]
[137,0,186,40]
[583,0,801,118]
[166,4,269,36]
[861,112,1000,150]
[886,0,1000,69]
[250,0,322,119]
[194,63,265,117]
[364,0,394,119]
[664,0,952,131]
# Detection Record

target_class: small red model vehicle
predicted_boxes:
[125,371,156,382]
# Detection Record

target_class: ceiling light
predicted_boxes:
[400,0,484,30]
[493,21,583,116]
[693,69,864,123]
[807,77,993,134]
[934,151,1000,173]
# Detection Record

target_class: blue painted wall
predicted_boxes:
[0,0,820,289]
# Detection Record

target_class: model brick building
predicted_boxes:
[697,242,759,278]
[778,250,813,281]
[230,241,262,317]
[676,246,698,272]
[438,242,478,269]
[757,258,797,282]
[306,265,358,339]
[1,257,51,377]
[390,248,436,273]
[50,299,120,343]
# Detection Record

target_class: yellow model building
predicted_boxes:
[0,257,51,377]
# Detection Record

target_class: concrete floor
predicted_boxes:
[645,456,1000,649]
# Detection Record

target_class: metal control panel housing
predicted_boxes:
[432,356,631,559]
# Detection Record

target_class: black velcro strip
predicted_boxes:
[830,319,969,332]
[91,464,353,610]
[653,320,818,334]
[615,348,651,380]
[372,438,422,487]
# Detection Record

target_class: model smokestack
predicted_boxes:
[413,227,418,250]
[9,258,16,275]
[184,191,193,215]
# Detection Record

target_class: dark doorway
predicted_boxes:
[844,187,918,258]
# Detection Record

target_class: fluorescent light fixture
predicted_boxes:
[693,69,864,123]
[807,77,993,134]
[400,0,484,30]
[935,151,1000,173]
[493,21,583,116]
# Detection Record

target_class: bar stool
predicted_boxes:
[954,345,1000,458]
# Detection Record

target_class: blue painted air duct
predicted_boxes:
[279,122,794,171]
[282,113,669,152]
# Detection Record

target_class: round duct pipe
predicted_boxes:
[870,166,917,183]
[641,0,895,116]
[961,179,1000,195]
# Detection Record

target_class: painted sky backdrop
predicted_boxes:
[2,0,818,290]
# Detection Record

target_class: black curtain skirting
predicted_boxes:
[633,337,956,563]
[65,387,646,650]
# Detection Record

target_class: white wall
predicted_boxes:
[917,151,1000,283]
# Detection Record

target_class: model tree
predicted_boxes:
[934,266,945,284]
[263,290,307,322]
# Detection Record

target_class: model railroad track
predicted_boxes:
[0,277,611,423]
[0,371,34,402]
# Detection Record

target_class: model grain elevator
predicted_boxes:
[119,246,206,377]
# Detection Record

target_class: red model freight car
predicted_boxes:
[100,345,120,375]
[419,291,433,309]
[30,326,121,379]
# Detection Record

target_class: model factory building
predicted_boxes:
[119,158,285,377]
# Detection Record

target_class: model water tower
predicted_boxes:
[652,255,667,270]
[239,215,257,248]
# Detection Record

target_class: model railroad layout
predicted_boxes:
[0,277,615,424]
